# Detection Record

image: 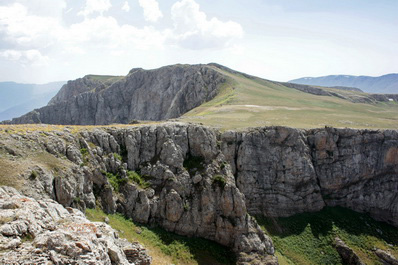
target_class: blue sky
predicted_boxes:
[0,0,397,83]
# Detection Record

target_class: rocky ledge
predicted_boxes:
[0,186,151,265]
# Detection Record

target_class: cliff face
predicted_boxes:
[221,127,398,226]
[8,64,225,125]
[1,123,397,263]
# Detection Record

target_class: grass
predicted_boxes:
[86,208,235,265]
[181,66,398,131]
[212,175,226,189]
[256,207,398,265]
[127,170,150,189]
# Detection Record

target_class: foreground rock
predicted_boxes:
[334,237,364,265]
[0,186,151,265]
[375,248,398,265]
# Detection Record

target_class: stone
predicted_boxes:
[334,237,364,265]
[0,187,151,265]
[375,248,398,265]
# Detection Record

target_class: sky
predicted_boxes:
[0,0,397,84]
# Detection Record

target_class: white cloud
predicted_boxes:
[138,0,163,22]
[170,0,243,49]
[64,16,165,51]
[122,1,130,12]
[0,3,62,48]
[78,0,112,16]
[0,49,49,66]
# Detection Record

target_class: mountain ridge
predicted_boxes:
[289,73,398,94]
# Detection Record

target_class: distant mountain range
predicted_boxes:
[289,74,398,94]
[0,81,65,122]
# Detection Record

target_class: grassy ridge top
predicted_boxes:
[181,66,398,130]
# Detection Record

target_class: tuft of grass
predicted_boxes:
[212,175,226,189]
[86,208,235,265]
[29,170,39,180]
[127,171,150,189]
[113,153,123,161]
[104,172,125,192]
[256,207,398,265]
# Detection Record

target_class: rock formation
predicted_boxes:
[221,126,398,226]
[7,64,225,125]
[1,122,397,263]
[0,186,151,265]
[334,237,364,265]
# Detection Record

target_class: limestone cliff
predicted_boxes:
[8,64,225,125]
[1,123,397,264]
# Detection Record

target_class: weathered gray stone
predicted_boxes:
[0,187,151,265]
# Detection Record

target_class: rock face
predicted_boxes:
[8,64,225,125]
[1,123,397,263]
[221,126,398,226]
[0,186,151,265]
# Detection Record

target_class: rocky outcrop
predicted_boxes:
[0,186,151,265]
[1,122,397,263]
[375,248,398,265]
[334,237,365,265]
[7,64,225,125]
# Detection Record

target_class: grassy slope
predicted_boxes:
[86,208,235,265]
[181,67,398,131]
[257,207,398,265]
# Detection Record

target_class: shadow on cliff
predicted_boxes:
[256,206,398,245]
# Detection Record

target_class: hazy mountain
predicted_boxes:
[0,81,65,121]
[289,74,398,94]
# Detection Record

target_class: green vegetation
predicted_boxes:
[127,170,150,189]
[104,170,150,191]
[86,74,124,85]
[212,175,226,189]
[104,172,126,192]
[181,66,398,130]
[29,170,38,180]
[113,152,123,161]
[80,148,89,165]
[86,208,235,265]
[257,207,398,265]
[183,155,205,173]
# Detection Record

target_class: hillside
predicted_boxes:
[5,64,398,131]
[182,65,398,130]
[0,81,65,121]
[289,74,398,94]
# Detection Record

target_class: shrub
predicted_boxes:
[127,171,150,189]
[113,153,123,161]
[212,175,226,189]
[30,170,39,180]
